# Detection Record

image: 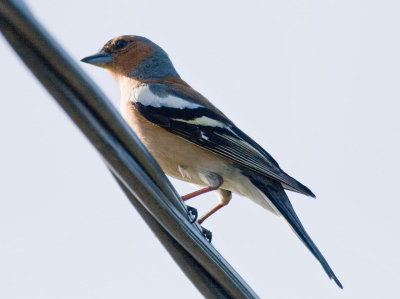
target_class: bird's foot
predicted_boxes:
[186,205,198,224]
[201,227,212,243]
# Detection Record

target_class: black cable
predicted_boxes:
[0,1,259,298]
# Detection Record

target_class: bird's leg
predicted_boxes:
[181,173,223,201]
[181,186,218,201]
[198,190,232,224]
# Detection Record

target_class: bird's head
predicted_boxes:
[81,35,180,81]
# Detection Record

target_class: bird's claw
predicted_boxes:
[201,227,212,243]
[186,205,198,224]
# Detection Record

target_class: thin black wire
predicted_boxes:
[0,0,259,298]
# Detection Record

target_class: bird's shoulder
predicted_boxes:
[132,77,228,118]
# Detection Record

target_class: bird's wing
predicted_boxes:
[130,83,315,197]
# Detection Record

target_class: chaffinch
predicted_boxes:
[81,35,342,288]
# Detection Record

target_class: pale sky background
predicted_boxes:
[1,0,399,298]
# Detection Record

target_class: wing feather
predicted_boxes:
[131,83,315,197]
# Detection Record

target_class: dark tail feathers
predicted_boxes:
[248,173,343,288]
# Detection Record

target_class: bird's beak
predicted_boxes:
[81,52,112,67]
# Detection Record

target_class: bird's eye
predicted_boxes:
[114,39,128,50]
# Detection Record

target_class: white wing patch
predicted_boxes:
[131,84,201,109]
[200,131,209,140]
[172,116,226,128]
